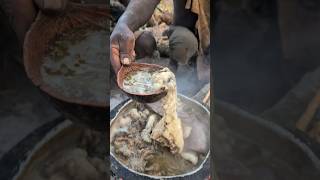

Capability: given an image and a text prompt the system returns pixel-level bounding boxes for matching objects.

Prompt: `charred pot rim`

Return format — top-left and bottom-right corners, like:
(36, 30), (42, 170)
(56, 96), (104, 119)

(0, 117), (65, 180)
(110, 154), (211, 180)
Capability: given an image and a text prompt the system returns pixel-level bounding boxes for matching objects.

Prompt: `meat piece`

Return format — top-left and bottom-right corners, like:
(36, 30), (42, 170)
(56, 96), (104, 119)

(183, 125), (192, 138)
(151, 115), (184, 154)
(128, 108), (141, 120)
(181, 151), (198, 165)
(116, 144), (132, 157)
(140, 108), (150, 120)
(150, 68), (184, 153)
(141, 114), (158, 143)
(119, 116), (132, 127)
(128, 157), (147, 172)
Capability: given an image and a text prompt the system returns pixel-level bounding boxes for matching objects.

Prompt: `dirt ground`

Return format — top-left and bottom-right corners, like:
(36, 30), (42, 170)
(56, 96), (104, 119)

(0, 11), (59, 158)
(0, 62), (60, 158)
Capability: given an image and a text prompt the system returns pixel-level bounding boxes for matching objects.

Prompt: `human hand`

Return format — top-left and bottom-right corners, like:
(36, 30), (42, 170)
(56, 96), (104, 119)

(110, 23), (136, 73)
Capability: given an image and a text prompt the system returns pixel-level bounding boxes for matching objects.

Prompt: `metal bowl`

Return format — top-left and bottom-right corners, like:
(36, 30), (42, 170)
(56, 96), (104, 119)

(117, 63), (168, 103)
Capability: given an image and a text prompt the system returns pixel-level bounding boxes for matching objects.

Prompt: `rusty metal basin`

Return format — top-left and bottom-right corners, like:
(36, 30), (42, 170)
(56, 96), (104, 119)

(23, 3), (110, 131)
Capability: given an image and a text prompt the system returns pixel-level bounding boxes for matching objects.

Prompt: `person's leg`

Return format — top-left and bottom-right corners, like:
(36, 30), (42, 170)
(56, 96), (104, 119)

(168, 26), (198, 73)
(172, 0), (197, 32)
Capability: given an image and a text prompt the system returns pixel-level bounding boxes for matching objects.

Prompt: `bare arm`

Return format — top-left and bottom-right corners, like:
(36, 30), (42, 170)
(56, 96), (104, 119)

(117, 0), (160, 31)
(110, 0), (160, 73)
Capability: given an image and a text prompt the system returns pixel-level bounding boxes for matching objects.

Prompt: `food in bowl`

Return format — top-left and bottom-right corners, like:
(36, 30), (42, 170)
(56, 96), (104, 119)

(122, 70), (161, 94)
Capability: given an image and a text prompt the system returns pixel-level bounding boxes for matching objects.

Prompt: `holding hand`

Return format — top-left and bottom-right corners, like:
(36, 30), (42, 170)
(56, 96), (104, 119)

(110, 23), (136, 73)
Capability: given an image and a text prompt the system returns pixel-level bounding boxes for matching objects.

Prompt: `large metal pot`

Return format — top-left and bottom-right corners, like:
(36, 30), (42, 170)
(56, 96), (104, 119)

(110, 94), (211, 179)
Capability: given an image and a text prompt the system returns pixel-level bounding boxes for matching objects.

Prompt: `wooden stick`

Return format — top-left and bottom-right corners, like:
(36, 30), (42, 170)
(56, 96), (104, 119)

(296, 89), (320, 131)
(202, 90), (210, 104)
